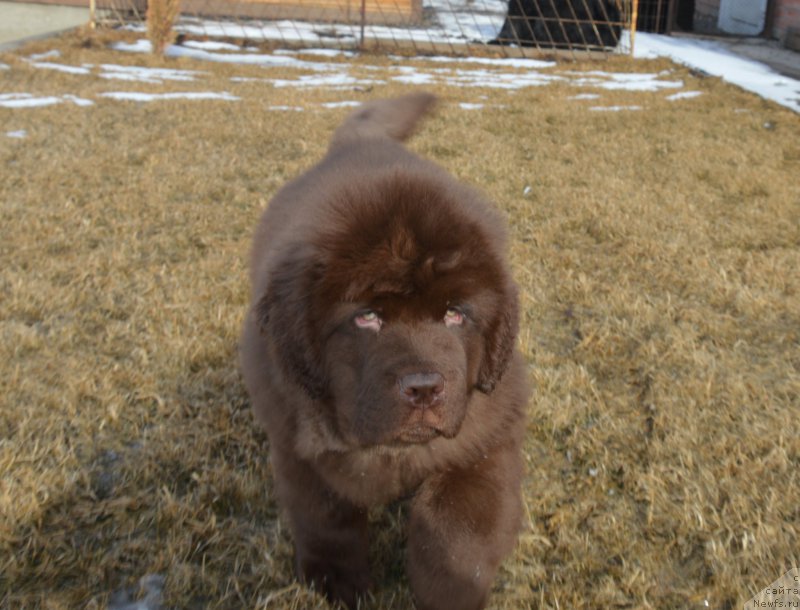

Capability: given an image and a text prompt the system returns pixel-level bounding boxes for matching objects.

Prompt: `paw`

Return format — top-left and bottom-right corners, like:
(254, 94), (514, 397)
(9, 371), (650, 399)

(296, 555), (370, 609)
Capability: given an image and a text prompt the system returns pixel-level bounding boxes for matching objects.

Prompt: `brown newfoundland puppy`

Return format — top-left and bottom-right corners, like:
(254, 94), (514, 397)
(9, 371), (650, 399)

(240, 93), (529, 610)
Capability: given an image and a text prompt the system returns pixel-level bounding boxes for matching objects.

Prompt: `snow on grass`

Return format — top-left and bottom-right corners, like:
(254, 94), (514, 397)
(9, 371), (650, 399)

(111, 39), (685, 94)
(27, 50), (61, 61)
(268, 74), (385, 89)
(0, 93), (94, 108)
(275, 48), (357, 58)
(63, 94), (95, 107)
(634, 32), (800, 113)
(111, 13), (799, 113)
(589, 105), (643, 112)
(320, 101), (361, 108)
(567, 70), (684, 91)
(98, 64), (205, 83)
(118, 0), (507, 45)
(407, 54), (555, 69)
(182, 40), (246, 52)
(168, 19), (478, 46)
(99, 91), (240, 102)
(0, 94), (63, 108)
(6, 130), (28, 138)
(390, 69), (438, 86)
(24, 54), (206, 83)
(113, 39), (351, 73)
(9, 29), (800, 113)
(27, 61), (92, 75)
(3, 40), (688, 112)
(666, 90), (704, 101)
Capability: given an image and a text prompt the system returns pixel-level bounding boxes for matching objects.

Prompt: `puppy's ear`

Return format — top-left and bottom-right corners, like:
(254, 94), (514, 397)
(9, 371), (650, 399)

(254, 245), (327, 399)
(477, 281), (520, 393)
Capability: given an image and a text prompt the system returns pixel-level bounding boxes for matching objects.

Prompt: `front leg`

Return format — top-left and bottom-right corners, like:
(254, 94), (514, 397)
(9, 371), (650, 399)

(270, 446), (370, 609)
(407, 444), (523, 610)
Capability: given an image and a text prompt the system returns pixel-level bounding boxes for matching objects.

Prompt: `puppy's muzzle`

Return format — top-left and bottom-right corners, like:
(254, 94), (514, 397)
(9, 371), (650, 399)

(398, 372), (445, 409)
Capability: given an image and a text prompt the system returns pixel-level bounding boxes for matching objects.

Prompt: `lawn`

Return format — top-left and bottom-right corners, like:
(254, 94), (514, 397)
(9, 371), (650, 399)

(1, 28), (799, 609)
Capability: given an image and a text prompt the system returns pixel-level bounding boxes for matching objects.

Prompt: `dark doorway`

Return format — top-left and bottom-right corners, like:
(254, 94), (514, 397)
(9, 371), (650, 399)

(636, 0), (696, 34)
(675, 0), (695, 31)
(636, 0), (671, 33)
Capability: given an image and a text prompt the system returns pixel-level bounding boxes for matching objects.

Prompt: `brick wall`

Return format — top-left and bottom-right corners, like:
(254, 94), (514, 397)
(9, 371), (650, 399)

(772, 0), (800, 41)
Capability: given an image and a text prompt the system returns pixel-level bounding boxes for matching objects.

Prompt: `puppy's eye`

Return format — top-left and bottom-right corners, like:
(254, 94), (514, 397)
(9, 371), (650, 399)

(444, 308), (464, 327)
(354, 311), (382, 331)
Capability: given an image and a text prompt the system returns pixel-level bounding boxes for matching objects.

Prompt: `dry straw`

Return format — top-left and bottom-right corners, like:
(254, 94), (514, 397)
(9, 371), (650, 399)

(147, 0), (181, 56)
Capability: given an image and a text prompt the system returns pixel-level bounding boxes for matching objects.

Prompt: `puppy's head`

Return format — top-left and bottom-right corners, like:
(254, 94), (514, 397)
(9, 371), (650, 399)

(256, 171), (519, 448)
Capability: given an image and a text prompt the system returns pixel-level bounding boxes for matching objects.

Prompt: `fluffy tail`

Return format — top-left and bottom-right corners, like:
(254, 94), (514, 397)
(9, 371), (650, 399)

(330, 92), (436, 147)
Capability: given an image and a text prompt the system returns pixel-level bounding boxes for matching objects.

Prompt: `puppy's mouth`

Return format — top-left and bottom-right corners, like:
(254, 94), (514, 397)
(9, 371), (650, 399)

(394, 415), (462, 445)
(395, 423), (442, 445)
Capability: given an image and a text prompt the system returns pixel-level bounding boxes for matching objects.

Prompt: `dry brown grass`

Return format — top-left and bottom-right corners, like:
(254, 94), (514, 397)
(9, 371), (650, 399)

(1, 29), (798, 610)
(147, 0), (181, 56)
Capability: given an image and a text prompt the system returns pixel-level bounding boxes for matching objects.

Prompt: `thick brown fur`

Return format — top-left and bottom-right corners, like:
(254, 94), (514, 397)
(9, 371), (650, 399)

(240, 93), (529, 610)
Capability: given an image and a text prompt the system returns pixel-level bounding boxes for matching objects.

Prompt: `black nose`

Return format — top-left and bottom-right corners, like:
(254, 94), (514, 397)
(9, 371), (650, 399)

(398, 372), (445, 408)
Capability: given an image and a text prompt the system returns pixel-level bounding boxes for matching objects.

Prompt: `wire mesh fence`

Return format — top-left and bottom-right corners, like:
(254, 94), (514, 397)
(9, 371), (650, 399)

(95, 0), (638, 58)
(634, 0), (671, 33)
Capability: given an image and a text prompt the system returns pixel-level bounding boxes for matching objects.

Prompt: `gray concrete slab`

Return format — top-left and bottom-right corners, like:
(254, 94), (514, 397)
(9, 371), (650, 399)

(0, 1), (89, 51)
(718, 36), (800, 80)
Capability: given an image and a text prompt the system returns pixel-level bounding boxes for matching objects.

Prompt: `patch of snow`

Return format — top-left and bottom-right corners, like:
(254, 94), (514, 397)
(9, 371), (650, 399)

(451, 68), (561, 88)
(0, 94), (63, 108)
(110, 38), (682, 95)
(27, 50), (61, 61)
(390, 66), (561, 89)
(113, 40), (349, 73)
(589, 105), (643, 112)
(276, 47), (356, 58)
(167, 14), (500, 47)
(666, 90), (703, 101)
(0, 93), (92, 108)
(182, 40), (243, 51)
(6, 130), (28, 138)
(230, 76), (270, 84)
(633, 32), (800, 113)
(391, 70), (438, 85)
(99, 91), (240, 102)
(63, 94), (95, 106)
(109, 18), (799, 113)
(28, 61), (92, 75)
(321, 100), (361, 108)
(569, 93), (601, 100)
(418, 55), (556, 69)
(568, 71), (684, 91)
(429, 0), (507, 12)
(98, 64), (204, 83)
(0, 62), (9, 70)
(459, 102), (484, 109)
(267, 105), (304, 111)
(111, 39), (151, 53)
(270, 74), (385, 89)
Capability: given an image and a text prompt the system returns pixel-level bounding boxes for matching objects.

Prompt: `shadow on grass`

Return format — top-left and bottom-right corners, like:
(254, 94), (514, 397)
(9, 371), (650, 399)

(1, 357), (414, 610)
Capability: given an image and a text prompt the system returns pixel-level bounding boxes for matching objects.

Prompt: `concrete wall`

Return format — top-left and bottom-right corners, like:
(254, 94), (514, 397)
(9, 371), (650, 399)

(692, 0), (800, 43)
